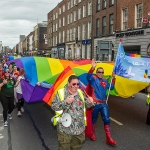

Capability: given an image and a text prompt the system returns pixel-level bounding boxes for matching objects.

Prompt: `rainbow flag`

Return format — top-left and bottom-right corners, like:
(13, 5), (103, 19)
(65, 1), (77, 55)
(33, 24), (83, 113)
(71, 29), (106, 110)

(7, 56), (148, 101)
(43, 66), (74, 105)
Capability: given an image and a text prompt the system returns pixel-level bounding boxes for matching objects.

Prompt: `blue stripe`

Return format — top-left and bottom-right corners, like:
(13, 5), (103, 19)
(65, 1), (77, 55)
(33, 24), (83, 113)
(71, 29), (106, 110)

(20, 56), (38, 86)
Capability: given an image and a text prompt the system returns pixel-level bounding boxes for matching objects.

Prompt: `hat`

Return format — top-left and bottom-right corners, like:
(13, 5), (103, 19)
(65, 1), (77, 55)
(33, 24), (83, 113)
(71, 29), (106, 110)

(4, 68), (10, 72)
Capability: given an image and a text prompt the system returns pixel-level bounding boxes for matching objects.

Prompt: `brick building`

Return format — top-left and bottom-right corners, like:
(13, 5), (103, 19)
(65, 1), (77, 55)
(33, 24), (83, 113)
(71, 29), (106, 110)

(92, 0), (116, 61)
(47, 0), (93, 59)
(115, 0), (150, 57)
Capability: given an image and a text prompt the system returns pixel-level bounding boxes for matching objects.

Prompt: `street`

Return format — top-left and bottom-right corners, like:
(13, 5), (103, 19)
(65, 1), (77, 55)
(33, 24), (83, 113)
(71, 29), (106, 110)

(1, 93), (150, 150)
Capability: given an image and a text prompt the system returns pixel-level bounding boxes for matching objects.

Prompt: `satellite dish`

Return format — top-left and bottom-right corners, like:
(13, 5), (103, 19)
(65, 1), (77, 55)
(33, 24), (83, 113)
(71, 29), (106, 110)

(60, 113), (72, 127)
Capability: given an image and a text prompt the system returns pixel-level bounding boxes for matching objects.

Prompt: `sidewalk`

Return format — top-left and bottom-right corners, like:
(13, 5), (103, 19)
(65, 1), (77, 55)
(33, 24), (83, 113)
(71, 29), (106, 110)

(0, 104), (8, 150)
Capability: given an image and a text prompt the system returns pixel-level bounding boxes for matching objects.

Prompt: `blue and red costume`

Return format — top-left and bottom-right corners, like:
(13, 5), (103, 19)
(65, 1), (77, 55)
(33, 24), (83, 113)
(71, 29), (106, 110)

(85, 68), (117, 146)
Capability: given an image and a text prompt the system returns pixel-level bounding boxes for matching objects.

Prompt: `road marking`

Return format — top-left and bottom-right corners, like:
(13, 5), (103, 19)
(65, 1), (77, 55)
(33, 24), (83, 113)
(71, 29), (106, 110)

(110, 117), (123, 125)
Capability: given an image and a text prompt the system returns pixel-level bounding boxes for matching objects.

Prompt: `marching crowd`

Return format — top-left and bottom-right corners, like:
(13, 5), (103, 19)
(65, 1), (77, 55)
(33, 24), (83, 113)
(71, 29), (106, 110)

(0, 58), (25, 127)
(0, 57), (150, 150)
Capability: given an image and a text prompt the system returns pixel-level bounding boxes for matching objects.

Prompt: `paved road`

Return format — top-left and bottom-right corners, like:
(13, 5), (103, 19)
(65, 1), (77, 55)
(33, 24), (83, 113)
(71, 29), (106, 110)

(1, 93), (150, 150)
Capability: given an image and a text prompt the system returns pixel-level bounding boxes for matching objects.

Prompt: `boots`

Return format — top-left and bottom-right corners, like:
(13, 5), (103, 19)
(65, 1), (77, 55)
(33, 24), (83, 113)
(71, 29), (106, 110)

(90, 124), (96, 141)
(104, 125), (117, 146)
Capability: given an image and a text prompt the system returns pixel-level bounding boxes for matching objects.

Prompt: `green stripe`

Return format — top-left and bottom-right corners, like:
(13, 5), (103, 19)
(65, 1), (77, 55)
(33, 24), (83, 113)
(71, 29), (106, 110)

(34, 57), (52, 82)
(72, 68), (87, 76)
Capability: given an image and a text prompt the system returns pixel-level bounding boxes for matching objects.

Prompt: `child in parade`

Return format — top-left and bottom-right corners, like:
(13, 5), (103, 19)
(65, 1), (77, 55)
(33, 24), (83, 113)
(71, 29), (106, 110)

(15, 68), (26, 117)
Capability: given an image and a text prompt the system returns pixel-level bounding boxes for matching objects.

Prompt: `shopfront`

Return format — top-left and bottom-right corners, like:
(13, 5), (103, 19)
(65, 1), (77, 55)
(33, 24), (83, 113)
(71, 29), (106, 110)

(115, 28), (150, 56)
(57, 43), (65, 59)
(81, 39), (91, 59)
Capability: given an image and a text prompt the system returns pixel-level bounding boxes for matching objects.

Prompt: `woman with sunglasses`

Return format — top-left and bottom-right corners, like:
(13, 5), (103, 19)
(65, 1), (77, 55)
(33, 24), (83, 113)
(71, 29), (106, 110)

(0, 69), (16, 127)
(86, 58), (117, 146)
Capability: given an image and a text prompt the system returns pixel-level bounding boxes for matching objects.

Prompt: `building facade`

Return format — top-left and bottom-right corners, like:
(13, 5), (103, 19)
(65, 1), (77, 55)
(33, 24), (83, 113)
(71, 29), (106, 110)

(92, 0), (116, 61)
(47, 0), (93, 59)
(115, 0), (150, 57)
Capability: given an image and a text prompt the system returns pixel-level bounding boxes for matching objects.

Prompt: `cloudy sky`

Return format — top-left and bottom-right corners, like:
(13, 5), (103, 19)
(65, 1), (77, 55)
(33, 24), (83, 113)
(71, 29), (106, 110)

(0, 0), (60, 49)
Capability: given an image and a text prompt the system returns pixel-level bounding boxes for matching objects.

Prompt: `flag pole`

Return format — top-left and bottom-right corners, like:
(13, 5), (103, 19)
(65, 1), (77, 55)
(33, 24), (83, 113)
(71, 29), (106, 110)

(106, 39), (122, 104)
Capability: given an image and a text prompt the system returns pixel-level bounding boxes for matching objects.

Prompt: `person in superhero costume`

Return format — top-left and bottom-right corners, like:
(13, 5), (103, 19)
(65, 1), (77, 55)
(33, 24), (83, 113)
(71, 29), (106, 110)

(86, 58), (117, 146)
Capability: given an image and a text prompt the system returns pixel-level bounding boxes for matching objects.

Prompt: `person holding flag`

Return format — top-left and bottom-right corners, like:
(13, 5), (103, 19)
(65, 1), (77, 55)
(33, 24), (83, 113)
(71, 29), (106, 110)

(51, 75), (94, 150)
(86, 58), (117, 146)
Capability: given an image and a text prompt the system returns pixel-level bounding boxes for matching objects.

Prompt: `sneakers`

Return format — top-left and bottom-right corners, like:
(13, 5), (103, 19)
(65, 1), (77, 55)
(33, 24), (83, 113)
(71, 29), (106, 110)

(8, 114), (12, 120)
(4, 121), (8, 127)
(17, 111), (22, 117)
(21, 107), (24, 113)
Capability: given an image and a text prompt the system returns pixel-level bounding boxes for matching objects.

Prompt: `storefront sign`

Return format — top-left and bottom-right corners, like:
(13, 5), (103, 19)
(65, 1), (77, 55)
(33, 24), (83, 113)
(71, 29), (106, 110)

(116, 30), (144, 38)
(142, 17), (149, 23)
(82, 40), (91, 45)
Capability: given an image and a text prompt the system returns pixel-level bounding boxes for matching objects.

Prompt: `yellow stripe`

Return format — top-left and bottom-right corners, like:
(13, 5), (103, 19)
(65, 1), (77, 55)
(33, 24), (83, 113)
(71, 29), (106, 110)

(47, 58), (64, 75)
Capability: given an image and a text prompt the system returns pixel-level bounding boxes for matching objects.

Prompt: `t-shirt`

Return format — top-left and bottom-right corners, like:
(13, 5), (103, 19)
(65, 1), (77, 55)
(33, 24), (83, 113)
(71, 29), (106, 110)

(0, 78), (16, 97)
(15, 76), (25, 94)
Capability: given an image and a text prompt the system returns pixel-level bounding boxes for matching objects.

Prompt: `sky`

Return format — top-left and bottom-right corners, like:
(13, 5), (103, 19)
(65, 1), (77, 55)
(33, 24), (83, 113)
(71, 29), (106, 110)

(0, 0), (60, 49)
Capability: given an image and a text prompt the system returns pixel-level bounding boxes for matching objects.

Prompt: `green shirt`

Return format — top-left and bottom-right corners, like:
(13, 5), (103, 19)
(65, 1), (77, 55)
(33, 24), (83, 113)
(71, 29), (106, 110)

(0, 78), (16, 97)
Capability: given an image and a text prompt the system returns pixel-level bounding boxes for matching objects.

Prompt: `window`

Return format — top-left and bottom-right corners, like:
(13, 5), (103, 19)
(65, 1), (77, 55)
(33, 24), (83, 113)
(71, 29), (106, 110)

(102, 0), (106, 9)
(68, 14), (70, 24)
(53, 24), (55, 32)
(102, 16), (106, 36)
(70, 29), (72, 41)
(78, 25), (81, 40)
(96, 18), (100, 37)
(59, 32), (61, 43)
(78, 0), (81, 3)
(70, 13), (72, 23)
(63, 17), (65, 26)
(109, 14), (114, 34)
(74, 0), (76, 5)
(55, 36), (57, 45)
(87, 45), (91, 59)
(68, 1), (70, 9)
(59, 19), (61, 27)
(88, 2), (92, 16)
(78, 8), (81, 20)
(82, 45), (85, 58)
(56, 23), (58, 31)
(71, 0), (73, 8)
(83, 5), (86, 18)
(97, 0), (100, 11)
(136, 3), (143, 28)
(74, 11), (76, 21)
(82, 24), (86, 39)
(63, 31), (65, 42)
(110, 0), (114, 6)
(59, 8), (61, 14)
(56, 12), (58, 19)
(53, 14), (55, 20)
(67, 29), (70, 41)
(88, 22), (91, 38)
(63, 5), (65, 12)
(122, 9), (128, 30)
(73, 27), (76, 40)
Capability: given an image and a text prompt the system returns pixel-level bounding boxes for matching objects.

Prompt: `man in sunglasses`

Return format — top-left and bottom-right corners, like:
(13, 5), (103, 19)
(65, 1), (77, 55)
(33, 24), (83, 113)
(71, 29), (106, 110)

(86, 58), (117, 146)
(51, 75), (94, 150)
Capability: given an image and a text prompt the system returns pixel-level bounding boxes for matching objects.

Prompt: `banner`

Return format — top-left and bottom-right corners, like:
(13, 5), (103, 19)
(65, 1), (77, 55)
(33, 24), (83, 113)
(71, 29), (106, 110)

(114, 43), (150, 82)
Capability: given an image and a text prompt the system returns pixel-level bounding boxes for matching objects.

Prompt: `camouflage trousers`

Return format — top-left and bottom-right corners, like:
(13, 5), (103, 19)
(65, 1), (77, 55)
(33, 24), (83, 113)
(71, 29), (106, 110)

(57, 128), (85, 150)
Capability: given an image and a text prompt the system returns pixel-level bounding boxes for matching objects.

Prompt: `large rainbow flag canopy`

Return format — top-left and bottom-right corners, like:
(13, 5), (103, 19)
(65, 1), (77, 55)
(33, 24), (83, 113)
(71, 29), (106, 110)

(7, 56), (148, 103)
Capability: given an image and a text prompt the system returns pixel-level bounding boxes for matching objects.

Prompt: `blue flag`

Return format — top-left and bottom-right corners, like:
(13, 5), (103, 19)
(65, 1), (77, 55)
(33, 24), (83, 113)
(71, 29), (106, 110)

(114, 43), (150, 82)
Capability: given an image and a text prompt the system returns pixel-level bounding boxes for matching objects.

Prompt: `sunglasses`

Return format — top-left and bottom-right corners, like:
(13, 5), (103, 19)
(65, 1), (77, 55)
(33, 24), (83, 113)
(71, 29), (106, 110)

(72, 83), (79, 86)
(5, 71), (10, 73)
(97, 71), (104, 74)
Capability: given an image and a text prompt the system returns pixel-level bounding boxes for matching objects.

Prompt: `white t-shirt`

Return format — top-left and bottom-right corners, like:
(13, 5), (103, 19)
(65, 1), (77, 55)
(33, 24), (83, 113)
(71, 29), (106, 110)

(15, 76), (25, 94)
